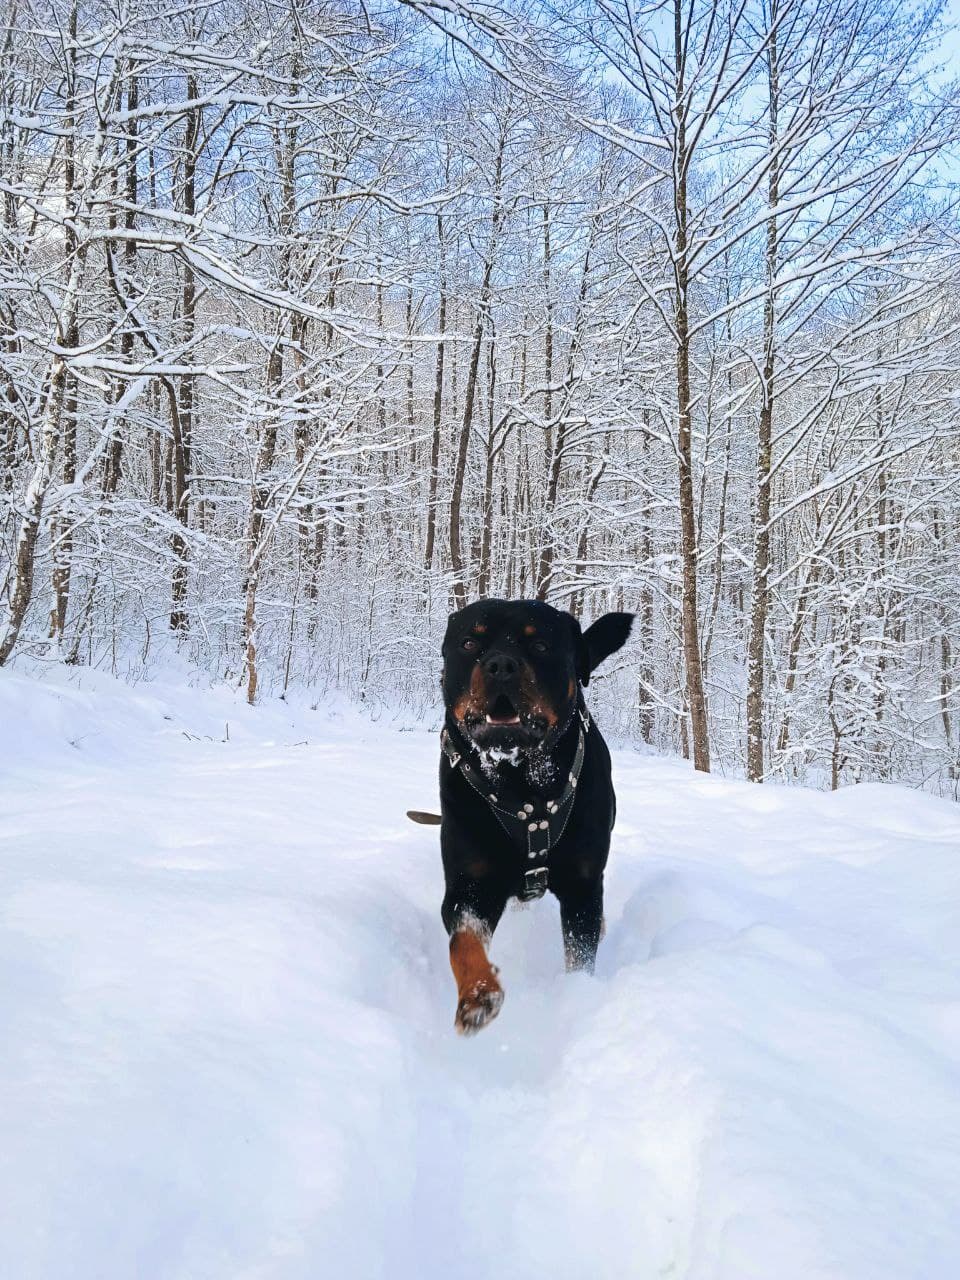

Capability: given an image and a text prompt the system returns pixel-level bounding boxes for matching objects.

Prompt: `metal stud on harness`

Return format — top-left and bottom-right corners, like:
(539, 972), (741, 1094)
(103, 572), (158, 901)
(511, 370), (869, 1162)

(440, 704), (591, 901)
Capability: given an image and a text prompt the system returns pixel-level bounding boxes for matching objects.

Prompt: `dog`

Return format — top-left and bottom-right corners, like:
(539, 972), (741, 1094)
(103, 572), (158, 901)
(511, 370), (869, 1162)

(434, 598), (633, 1034)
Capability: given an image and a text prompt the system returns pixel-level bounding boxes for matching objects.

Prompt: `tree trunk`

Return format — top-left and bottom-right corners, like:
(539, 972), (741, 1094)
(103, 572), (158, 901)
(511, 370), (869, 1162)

(49, 0), (79, 643)
(673, 0), (710, 771)
(477, 334), (497, 597)
(424, 209), (447, 572)
(0, 16), (115, 666)
(449, 125), (506, 608)
(103, 69), (138, 497)
(171, 78), (198, 633)
(537, 208), (598, 600)
(746, 6), (780, 782)
(534, 200), (554, 598)
(243, 343), (283, 704)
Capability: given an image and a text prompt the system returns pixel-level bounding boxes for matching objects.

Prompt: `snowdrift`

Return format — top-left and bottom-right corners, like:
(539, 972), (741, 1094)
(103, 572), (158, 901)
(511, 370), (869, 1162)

(2, 668), (960, 1279)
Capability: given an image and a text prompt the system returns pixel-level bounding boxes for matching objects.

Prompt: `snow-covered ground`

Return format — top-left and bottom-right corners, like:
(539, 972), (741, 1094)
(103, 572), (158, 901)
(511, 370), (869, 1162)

(3, 668), (960, 1280)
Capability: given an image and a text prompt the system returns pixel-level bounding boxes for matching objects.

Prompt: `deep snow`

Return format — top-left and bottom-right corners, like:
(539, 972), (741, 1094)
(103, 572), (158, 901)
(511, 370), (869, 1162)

(2, 667), (960, 1280)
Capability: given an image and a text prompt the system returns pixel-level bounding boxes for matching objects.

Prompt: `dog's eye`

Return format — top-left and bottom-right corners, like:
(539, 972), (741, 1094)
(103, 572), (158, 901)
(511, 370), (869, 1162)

(530, 640), (548, 654)
(461, 637), (480, 653)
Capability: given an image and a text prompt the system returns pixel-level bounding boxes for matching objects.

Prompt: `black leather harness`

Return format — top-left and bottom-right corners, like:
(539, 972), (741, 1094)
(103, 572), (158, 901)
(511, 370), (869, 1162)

(440, 703), (591, 901)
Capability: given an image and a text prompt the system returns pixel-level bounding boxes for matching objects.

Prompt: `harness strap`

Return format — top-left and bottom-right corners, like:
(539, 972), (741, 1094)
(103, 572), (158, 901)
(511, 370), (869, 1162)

(441, 704), (591, 901)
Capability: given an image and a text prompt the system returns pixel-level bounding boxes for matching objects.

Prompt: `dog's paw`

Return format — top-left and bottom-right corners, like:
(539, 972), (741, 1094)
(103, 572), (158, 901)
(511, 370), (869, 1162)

(455, 975), (504, 1035)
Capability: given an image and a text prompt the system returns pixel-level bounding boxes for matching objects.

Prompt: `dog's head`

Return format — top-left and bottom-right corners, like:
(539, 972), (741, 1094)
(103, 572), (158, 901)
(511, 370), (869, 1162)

(441, 599), (634, 753)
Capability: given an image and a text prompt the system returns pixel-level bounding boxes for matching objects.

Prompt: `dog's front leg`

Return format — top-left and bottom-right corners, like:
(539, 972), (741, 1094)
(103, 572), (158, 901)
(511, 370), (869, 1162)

(556, 876), (604, 973)
(442, 887), (507, 1035)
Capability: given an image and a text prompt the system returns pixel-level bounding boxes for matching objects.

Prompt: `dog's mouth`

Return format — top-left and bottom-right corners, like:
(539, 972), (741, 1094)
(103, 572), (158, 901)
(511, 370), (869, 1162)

(485, 693), (521, 727)
(458, 692), (552, 751)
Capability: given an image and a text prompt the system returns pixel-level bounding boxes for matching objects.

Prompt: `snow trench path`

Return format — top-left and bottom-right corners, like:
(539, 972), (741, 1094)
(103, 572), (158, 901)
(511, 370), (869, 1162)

(3, 670), (960, 1280)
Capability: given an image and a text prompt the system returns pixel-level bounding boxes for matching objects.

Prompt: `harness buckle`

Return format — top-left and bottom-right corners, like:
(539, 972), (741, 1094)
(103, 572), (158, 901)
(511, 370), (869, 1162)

(519, 866), (549, 901)
(440, 729), (462, 769)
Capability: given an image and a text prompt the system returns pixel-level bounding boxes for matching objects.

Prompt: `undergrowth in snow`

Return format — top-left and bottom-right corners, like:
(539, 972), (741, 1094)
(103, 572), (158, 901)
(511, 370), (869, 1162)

(2, 667), (960, 1279)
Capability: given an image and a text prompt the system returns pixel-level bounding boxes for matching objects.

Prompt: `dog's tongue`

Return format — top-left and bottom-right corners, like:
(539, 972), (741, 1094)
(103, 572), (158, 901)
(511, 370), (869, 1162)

(486, 694), (521, 726)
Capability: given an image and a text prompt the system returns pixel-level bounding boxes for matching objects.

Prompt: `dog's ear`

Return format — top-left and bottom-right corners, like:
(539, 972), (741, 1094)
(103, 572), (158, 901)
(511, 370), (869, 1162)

(442, 608), (466, 650)
(565, 613), (590, 686)
(572, 612), (634, 686)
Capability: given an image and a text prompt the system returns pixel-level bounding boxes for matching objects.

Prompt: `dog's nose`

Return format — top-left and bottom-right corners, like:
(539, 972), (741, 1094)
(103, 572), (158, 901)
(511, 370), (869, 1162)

(482, 651), (518, 680)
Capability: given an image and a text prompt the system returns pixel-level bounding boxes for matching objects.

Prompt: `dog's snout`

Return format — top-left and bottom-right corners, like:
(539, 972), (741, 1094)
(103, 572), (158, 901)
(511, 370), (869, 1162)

(483, 651), (518, 680)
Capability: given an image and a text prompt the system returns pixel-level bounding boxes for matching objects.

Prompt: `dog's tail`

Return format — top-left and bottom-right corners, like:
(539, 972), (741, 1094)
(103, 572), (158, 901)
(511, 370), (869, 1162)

(406, 810), (442, 826)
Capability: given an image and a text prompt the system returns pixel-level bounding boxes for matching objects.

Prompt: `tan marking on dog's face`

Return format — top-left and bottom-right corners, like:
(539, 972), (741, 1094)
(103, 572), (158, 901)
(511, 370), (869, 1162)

(523, 623), (537, 636)
(518, 664), (558, 727)
(452, 692), (470, 721)
(473, 622), (487, 634)
(453, 662), (486, 722)
(527, 700), (559, 727)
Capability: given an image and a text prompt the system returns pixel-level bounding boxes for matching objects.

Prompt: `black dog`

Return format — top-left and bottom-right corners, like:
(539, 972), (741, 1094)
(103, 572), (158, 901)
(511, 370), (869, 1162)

(437, 598), (633, 1034)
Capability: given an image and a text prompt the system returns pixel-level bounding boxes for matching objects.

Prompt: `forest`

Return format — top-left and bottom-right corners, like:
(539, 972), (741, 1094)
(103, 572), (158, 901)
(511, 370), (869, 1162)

(2, 0), (959, 792)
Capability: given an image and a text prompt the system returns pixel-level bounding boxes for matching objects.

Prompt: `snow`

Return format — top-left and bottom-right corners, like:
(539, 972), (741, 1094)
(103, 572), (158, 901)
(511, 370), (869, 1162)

(2, 668), (960, 1279)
